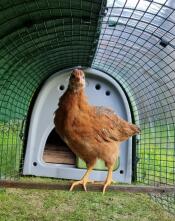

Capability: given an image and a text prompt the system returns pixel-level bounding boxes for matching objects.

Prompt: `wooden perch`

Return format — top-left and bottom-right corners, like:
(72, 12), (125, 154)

(0, 180), (174, 193)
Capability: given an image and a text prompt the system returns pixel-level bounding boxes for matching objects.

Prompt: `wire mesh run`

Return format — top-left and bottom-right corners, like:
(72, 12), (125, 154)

(0, 0), (106, 179)
(92, 0), (175, 214)
(0, 0), (174, 215)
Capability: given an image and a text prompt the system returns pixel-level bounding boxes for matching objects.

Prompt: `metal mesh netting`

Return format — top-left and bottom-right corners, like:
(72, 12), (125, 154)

(92, 0), (175, 213)
(0, 0), (106, 179)
(93, 0), (175, 185)
(0, 0), (174, 215)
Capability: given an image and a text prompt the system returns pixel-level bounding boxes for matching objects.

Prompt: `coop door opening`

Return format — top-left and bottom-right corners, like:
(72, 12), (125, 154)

(43, 129), (76, 165)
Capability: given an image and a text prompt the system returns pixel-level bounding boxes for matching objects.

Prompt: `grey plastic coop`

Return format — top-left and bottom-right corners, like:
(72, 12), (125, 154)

(23, 68), (133, 183)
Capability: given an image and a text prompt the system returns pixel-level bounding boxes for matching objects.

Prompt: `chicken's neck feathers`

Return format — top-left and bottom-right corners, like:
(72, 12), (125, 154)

(59, 87), (89, 113)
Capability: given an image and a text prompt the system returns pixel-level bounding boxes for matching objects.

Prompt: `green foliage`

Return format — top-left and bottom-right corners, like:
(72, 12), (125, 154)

(137, 125), (174, 185)
(0, 120), (23, 179)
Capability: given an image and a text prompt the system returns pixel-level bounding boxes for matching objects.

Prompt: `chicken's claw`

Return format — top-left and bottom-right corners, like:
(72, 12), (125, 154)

(102, 165), (114, 194)
(102, 181), (112, 194)
(70, 179), (94, 192)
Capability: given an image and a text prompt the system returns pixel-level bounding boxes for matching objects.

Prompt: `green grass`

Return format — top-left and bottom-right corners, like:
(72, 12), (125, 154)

(0, 120), (23, 179)
(138, 145), (174, 184)
(0, 182), (174, 221)
(137, 125), (174, 184)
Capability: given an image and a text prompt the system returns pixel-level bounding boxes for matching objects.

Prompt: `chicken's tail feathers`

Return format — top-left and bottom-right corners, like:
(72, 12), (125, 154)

(136, 125), (141, 133)
(131, 124), (141, 135)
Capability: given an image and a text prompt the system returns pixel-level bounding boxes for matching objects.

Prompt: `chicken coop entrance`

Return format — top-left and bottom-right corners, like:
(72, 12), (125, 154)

(43, 129), (76, 165)
(23, 68), (134, 183)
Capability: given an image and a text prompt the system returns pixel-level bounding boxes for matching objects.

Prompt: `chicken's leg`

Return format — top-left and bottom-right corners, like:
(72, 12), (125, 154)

(103, 164), (114, 194)
(70, 161), (96, 192)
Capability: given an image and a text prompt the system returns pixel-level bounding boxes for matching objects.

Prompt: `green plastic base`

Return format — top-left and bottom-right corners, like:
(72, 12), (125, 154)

(77, 157), (120, 171)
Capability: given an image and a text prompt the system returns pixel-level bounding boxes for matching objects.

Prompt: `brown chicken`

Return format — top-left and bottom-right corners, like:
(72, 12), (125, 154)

(54, 69), (140, 193)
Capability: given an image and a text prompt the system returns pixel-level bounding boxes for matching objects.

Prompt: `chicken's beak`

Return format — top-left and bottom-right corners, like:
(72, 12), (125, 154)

(78, 76), (85, 87)
(69, 69), (85, 90)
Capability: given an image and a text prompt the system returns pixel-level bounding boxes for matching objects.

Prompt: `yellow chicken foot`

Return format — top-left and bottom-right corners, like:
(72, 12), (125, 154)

(69, 178), (94, 192)
(70, 164), (95, 192)
(103, 165), (114, 194)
